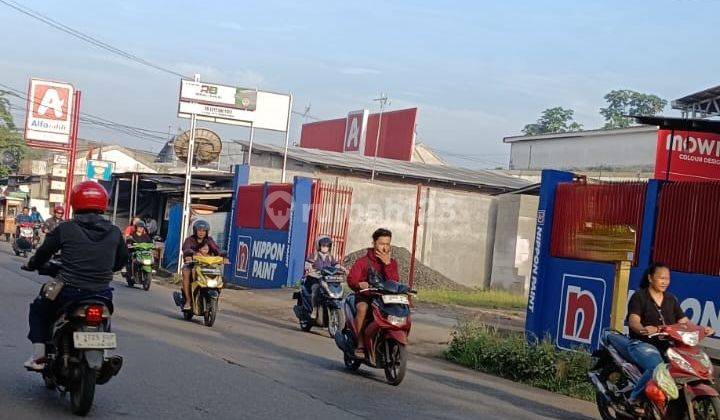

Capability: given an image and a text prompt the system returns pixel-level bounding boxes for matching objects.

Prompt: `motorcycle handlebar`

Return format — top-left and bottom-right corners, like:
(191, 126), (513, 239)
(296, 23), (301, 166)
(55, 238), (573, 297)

(647, 332), (669, 338)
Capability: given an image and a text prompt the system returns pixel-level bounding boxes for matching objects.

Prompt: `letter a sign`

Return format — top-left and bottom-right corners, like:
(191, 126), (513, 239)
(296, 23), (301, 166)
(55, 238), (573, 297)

(343, 109), (368, 154)
(25, 79), (75, 145)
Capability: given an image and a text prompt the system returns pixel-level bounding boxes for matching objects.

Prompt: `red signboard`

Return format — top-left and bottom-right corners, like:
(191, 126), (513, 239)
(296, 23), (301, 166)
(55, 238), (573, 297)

(654, 129), (720, 182)
(299, 107), (418, 161)
(343, 110), (368, 154)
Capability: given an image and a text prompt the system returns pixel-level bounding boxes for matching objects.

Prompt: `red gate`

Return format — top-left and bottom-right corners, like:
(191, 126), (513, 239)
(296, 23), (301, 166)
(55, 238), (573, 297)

(306, 179), (353, 261)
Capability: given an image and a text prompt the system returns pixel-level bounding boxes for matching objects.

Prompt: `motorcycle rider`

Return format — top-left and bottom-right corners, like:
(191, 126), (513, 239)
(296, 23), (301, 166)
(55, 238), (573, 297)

(125, 220), (152, 280)
(22, 181), (128, 370)
(15, 206), (32, 236)
(347, 228), (399, 358)
(624, 263), (714, 413)
(180, 220), (220, 311)
(30, 206), (44, 224)
(42, 205), (65, 234)
(304, 236), (344, 320)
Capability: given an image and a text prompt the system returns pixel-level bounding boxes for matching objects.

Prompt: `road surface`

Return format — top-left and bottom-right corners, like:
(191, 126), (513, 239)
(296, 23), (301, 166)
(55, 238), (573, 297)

(0, 241), (597, 419)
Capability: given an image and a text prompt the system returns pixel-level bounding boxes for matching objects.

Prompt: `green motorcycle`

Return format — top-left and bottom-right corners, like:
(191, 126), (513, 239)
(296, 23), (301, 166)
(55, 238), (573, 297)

(127, 242), (155, 291)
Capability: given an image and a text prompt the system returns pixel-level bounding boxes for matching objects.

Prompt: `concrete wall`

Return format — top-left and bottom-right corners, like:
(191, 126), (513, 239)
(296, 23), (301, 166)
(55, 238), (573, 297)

(508, 127), (657, 171)
(490, 194), (539, 294)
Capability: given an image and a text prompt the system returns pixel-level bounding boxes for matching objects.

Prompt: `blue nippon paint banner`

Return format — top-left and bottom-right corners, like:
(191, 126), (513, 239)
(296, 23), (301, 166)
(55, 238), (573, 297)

(229, 228), (290, 289)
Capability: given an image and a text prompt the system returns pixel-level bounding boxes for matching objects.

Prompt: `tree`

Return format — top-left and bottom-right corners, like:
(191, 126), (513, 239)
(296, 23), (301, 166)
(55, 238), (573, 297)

(522, 107), (583, 136)
(0, 91), (26, 179)
(600, 90), (667, 129)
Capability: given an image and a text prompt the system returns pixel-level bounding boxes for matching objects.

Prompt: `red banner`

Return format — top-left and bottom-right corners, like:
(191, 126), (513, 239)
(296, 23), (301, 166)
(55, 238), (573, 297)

(655, 129), (720, 181)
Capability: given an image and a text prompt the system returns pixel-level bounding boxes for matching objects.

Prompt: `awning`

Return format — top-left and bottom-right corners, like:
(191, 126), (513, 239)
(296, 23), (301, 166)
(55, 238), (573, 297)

(632, 115), (720, 134)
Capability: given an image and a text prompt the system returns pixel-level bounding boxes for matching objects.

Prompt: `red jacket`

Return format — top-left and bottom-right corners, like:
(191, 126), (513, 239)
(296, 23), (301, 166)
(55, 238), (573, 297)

(347, 248), (400, 292)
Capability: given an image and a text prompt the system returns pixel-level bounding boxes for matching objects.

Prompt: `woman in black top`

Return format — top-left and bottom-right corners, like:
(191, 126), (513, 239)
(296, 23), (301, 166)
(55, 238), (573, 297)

(626, 263), (713, 409)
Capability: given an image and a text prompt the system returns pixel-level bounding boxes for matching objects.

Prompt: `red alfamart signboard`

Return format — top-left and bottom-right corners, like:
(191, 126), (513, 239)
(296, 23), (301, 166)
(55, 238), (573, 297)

(655, 129), (720, 181)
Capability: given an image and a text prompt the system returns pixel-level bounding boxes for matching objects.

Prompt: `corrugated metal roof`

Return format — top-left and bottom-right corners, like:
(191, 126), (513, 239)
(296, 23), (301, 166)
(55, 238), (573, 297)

(235, 140), (530, 192)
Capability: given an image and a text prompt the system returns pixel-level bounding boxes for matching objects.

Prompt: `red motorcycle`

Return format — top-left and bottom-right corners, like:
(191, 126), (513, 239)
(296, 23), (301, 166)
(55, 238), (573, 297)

(12, 222), (34, 257)
(590, 323), (719, 419)
(334, 269), (415, 385)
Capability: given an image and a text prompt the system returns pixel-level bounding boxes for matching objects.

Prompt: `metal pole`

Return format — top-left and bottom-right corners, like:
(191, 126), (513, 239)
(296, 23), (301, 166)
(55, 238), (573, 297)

(177, 74), (200, 273)
(112, 177), (119, 225)
(128, 174), (135, 224)
(247, 123), (255, 166)
(408, 184), (422, 290)
(281, 93), (294, 183)
(131, 174), (139, 219)
(63, 90), (81, 219)
(371, 93), (388, 182)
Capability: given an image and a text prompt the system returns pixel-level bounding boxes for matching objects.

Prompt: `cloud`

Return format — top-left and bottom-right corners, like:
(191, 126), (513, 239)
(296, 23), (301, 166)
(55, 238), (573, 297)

(338, 67), (382, 76)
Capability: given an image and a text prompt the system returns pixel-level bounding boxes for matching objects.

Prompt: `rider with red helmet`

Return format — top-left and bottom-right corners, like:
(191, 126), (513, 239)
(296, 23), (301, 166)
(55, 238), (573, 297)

(42, 205), (65, 234)
(22, 181), (128, 370)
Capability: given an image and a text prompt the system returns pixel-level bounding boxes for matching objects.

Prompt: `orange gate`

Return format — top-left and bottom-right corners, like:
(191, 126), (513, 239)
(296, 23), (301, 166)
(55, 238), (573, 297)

(306, 179), (353, 261)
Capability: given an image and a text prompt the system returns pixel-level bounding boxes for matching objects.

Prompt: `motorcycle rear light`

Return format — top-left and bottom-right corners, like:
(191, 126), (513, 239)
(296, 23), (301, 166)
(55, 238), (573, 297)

(85, 305), (104, 325)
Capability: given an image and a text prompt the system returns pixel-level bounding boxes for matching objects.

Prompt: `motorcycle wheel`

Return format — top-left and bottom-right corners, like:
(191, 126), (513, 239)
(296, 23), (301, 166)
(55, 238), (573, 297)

(691, 396), (720, 420)
(383, 340), (407, 386)
(203, 297), (218, 327)
(14, 249), (19, 256)
(142, 271), (152, 291)
(595, 391), (631, 420)
(344, 353), (361, 371)
(327, 308), (342, 338)
(299, 315), (313, 332)
(69, 361), (96, 416)
(183, 311), (193, 321)
(42, 371), (56, 390)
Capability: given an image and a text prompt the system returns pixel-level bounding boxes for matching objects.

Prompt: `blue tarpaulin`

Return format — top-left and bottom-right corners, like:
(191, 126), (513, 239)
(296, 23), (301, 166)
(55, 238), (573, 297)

(162, 203), (183, 271)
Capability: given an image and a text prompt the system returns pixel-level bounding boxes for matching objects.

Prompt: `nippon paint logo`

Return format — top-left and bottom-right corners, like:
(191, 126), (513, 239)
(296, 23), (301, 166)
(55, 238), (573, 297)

(556, 274), (606, 350)
(527, 223), (543, 313)
(235, 236), (251, 279)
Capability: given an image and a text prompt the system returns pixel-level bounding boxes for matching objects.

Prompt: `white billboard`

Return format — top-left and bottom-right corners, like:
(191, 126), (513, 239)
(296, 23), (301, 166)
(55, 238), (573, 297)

(178, 80), (290, 132)
(25, 79), (75, 144)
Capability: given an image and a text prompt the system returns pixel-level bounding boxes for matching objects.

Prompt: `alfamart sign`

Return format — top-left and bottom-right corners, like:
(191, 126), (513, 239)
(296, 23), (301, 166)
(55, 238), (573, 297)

(25, 79), (75, 144)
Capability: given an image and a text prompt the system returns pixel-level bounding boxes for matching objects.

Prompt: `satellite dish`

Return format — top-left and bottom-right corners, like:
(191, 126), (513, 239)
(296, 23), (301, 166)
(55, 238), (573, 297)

(173, 129), (222, 165)
(2, 151), (16, 166)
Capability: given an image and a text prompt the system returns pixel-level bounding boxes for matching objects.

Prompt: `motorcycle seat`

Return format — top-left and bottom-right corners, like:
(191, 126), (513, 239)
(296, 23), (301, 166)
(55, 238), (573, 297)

(603, 331), (634, 362)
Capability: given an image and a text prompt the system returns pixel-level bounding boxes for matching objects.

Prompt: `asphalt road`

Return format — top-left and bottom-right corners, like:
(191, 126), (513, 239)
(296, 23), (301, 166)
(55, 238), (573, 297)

(0, 241), (597, 419)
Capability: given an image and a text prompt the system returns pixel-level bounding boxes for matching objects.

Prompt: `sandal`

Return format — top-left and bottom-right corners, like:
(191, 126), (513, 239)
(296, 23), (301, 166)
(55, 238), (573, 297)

(354, 347), (365, 359)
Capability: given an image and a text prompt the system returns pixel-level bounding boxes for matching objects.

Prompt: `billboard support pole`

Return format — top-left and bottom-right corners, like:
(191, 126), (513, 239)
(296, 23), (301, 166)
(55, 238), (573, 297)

(281, 93), (293, 183)
(370, 93), (389, 182)
(246, 123), (255, 167)
(63, 90), (81, 219)
(177, 74), (200, 274)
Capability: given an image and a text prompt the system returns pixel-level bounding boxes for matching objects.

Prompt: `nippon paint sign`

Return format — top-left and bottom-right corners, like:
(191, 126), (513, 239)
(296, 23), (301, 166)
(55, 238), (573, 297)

(231, 229), (290, 288)
(25, 79), (75, 144)
(655, 130), (720, 181)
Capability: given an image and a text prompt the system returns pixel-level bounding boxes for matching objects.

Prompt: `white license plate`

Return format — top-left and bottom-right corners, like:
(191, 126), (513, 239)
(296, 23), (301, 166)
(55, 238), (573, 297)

(382, 294), (409, 304)
(73, 332), (117, 349)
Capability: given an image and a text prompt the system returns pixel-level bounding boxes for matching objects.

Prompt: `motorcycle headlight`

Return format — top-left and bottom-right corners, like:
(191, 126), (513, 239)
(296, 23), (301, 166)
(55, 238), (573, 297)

(142, 259), (152, 265)
(678, 331), (700, 347)
(206, 279), (219, 288)
(387, 315), (407, 326)
(667, 348), (696, 375)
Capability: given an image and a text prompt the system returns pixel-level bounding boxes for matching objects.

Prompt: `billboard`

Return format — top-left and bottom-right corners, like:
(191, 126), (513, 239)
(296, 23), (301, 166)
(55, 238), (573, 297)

(654, 129), (720, 182)
(25, 79), (75, 144)
(299, 107), (418, 161)
(178, 80), (290, 131)
(86, 159), (115, 182)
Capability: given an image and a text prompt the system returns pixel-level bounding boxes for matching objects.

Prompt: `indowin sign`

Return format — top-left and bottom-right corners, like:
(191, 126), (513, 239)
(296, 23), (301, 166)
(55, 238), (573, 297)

(654, 130), (720, 182)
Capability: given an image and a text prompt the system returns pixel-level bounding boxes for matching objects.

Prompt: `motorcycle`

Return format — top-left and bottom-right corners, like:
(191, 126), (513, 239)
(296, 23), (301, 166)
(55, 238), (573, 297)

(126, 242), (155, 291)
(293, 266), (345, 336)
(173, 255), (224, 327)
(13, 222), (34, 257)
(32, 222), (42, 249)
(29, 260), (123, 416)
(589, 324), (719, 419)
(334, 269), (416, 386)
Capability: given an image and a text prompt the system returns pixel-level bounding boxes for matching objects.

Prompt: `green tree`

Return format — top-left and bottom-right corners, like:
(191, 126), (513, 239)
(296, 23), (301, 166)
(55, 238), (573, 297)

(600, 90), (667, 129)
(0, 91), (26, 179)
(522, 107), (583, 136)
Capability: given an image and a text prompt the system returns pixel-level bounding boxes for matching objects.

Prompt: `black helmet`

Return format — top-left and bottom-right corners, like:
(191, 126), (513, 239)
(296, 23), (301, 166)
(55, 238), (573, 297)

(317, 236), (333, 250)
(134, 220), (147, 229)
(193, 219), (210, 235)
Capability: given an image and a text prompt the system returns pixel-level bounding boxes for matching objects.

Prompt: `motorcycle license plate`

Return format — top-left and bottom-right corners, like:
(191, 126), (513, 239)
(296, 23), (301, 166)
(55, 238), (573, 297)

(73, 332), (117, 349)
(382, 295), (409, 305)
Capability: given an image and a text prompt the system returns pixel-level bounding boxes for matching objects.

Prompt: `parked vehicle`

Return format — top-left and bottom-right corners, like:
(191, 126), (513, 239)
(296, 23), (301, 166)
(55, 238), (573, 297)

(13, 222), (34, 257)
(293, 266), (345, 336)
(589, 324), (719, 419)
(126, 242), (154, 291)
(334, 268), (415, 385)
(29, 260), (123, 416)
(173, 255), (224, 327)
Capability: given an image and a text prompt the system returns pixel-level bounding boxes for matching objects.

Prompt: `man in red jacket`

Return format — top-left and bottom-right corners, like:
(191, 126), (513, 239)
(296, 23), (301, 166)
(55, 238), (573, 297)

(347, 228), (399, 358)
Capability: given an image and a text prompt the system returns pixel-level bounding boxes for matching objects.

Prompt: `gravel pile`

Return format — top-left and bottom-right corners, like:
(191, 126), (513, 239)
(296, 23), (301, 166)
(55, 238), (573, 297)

(342, 246), (469, 291)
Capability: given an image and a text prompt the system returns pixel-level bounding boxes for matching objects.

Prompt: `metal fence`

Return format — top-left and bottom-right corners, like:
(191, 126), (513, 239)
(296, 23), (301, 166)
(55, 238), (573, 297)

(550, 180), (648, 265)
(305, 179), (353, 261)
(654, 181), (720, 276)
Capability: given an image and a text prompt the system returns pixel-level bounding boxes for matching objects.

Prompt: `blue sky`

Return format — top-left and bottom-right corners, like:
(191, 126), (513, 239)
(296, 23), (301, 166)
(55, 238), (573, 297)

(2, 0), (719, 168)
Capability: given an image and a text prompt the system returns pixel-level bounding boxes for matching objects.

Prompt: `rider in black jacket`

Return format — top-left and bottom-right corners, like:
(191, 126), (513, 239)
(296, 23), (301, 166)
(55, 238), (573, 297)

(23, 181), (127, 370)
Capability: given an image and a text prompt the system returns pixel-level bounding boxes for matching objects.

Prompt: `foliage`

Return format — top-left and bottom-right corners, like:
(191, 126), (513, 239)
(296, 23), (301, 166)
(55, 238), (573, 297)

(600, 89), (667, 129)
(0, 90), (26, 179)
(445, 322), (595, 401)
(522, 107), (583, 136)
(417, 289), (526, 310)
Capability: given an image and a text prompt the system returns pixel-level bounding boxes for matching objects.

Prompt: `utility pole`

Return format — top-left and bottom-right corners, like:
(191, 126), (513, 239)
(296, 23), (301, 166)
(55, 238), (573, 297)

(371, 93), (389, 182)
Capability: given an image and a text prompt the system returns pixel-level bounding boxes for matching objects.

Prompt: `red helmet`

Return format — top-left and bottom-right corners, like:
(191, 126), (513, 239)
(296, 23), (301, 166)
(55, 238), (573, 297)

(70, 181), (108, 213)
(53, 205), (65, 214)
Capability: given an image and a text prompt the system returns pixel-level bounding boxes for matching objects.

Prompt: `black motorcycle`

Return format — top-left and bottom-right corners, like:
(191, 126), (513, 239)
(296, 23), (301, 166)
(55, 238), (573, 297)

(29, 261), (123, 416)
(293, 266), (345, 336)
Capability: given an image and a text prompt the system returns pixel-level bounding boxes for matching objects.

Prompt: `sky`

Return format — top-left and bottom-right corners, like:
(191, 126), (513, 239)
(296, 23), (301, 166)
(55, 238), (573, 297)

(2, 0), (720, 169)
